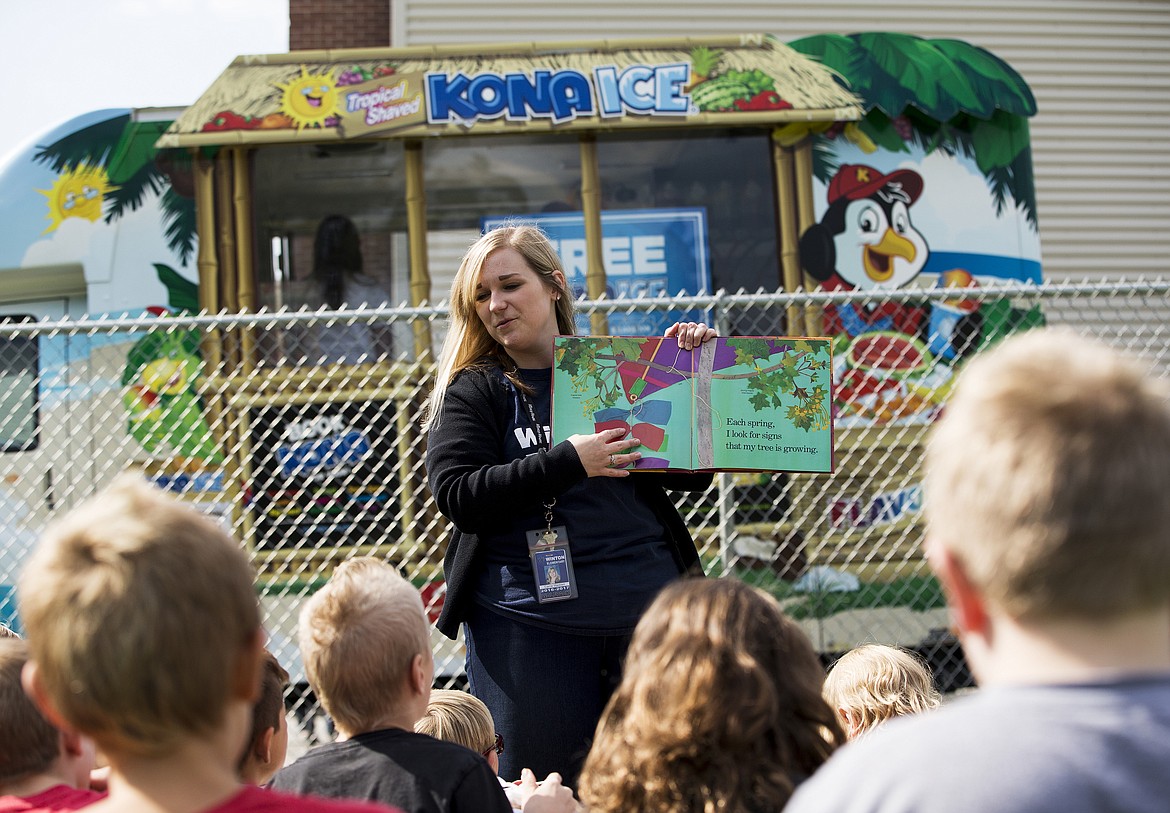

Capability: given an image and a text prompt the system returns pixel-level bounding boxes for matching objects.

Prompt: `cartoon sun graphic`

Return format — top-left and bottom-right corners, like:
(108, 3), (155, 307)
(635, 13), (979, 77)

(38, 163), (118, 234)
(276, 67), (340, 130)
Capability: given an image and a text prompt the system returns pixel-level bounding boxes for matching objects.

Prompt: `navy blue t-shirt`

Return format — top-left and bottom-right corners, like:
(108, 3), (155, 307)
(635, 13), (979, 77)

(473, 367), (679, 633)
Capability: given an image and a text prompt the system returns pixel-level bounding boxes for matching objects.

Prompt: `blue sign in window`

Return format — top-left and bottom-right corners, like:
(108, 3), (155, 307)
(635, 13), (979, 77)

(482, 208), (712, 335)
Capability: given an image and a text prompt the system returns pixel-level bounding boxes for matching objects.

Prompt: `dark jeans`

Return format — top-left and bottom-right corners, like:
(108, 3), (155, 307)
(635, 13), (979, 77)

(464, 607), (631, 787)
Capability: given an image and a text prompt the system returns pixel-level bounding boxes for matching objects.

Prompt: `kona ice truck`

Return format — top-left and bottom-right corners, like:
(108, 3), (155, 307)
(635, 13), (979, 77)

(0, 33), (1042, 678)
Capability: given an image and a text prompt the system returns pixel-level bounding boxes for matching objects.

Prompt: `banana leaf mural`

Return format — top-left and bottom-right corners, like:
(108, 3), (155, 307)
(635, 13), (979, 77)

(786, 33), (1044, 429)
(30, 116), (219, 461)
(32, 113), (198, 264)
(786, 32), (1038, 227)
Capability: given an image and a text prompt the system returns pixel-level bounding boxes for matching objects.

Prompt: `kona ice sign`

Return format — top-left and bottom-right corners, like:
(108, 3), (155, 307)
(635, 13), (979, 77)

(339, 63), (692, 137)
(426, 63), (691, 125)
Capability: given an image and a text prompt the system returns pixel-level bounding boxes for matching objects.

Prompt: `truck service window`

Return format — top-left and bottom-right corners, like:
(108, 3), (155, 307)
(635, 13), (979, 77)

(0, 316), (39, 452)
(251, 141), (407, 365)
(421, 134), (581, 304)
(597, 129), (781, 297)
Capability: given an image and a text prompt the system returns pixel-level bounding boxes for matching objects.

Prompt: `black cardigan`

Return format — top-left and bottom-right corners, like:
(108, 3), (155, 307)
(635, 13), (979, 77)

(425, 363), (710, 639)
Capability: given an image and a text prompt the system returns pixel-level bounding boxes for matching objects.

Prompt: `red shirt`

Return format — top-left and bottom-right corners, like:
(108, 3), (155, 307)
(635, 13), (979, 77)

(0, 782), (399, 813)
(0, 785), (103, 812)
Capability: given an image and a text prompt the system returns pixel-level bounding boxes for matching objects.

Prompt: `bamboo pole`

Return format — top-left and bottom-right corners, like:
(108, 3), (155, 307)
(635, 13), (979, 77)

(773, 137), (806, 335)
(231, 148), (257, 371)
(405, 141), (433, 361)
(231, 404), (258, 554)
(793, 139), (823, 336)
(194, 151), (241, 551)
(395, 404), (416, 551)
(579, 134), (608, 336)
(193, 150), (222, 369)
(402, 142), (431, 550)
(213, 153), (240, 369)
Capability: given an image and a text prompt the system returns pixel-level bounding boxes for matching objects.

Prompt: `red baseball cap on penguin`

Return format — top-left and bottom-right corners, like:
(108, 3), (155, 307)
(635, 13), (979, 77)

(828, 164), (924, 206)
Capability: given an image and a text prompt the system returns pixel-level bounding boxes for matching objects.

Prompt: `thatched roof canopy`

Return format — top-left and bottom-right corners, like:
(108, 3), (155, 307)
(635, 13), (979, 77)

(159, 34), (862, 148)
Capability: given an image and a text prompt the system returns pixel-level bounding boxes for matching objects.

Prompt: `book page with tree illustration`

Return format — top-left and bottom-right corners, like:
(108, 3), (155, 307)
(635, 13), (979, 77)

(704, 337), (832, 472)
(551, 336), (833, 473)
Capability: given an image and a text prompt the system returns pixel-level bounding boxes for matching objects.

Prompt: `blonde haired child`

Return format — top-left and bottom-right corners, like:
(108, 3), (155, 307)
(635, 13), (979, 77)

(17, 474), (392, 813)
(416, 690), (522, 810)
(787, 329), (1170, 813)
(272, 557), (575, 813)
(415, 690), (498, 767)
(823, 644), (941, 738)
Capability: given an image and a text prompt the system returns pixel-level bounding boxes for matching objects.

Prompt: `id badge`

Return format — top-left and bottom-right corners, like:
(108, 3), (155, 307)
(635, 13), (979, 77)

(526, 525), (578, 603)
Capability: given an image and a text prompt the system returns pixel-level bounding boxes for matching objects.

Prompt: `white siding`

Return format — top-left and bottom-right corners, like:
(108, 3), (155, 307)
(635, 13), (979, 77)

(391, 0), (1170, 281)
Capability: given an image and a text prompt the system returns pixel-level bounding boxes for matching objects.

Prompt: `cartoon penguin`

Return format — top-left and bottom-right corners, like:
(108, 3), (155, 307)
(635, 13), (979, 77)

(800, 164), (930, 338)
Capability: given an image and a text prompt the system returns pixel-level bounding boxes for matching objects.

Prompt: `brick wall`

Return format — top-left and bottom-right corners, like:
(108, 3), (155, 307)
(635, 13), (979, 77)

(289, 0), (390, 50)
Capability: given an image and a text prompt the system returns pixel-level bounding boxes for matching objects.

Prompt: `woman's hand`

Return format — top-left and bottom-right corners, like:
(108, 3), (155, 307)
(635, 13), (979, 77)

(568, 427), (641, 477)
(665, 321), (717, 350)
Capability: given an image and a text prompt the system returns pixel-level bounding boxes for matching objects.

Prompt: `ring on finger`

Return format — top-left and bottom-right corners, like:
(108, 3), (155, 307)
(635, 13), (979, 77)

(608, 454), (616, 467)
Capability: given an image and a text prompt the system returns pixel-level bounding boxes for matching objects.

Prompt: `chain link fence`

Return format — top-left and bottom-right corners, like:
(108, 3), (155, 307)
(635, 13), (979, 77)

(2, 277), (1168, 734)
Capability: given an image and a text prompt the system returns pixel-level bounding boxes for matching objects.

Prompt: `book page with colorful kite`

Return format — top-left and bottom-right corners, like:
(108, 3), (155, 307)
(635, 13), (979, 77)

(551, 336), (834, 473)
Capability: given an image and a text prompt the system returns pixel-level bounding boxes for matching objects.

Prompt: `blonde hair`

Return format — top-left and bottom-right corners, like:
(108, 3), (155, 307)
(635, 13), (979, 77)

(299, 557), (430, 735)
(823, 644), (940, 737)
(17, 474), (260, 757)
(579, 577), (844, 813)
(925, 328), (1170, 621)
(423, 225), (575, 430)
(415, 689), (495, 755)
(0, 639), (60, 783)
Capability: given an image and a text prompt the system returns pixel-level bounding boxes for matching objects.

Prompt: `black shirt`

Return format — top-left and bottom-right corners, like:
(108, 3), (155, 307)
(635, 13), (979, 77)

(473, 366), (678, 633)
(270, 727), (511, 813)
(426, 361), (711, 638)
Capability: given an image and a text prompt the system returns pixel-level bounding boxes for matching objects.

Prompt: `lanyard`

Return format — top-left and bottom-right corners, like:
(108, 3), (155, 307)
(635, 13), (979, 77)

(511, 376), (556, 518)
(514, 384), (551, 450)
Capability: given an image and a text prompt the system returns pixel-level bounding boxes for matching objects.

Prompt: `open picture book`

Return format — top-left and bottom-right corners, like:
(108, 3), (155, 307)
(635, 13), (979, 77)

(551, 336), (834, 473)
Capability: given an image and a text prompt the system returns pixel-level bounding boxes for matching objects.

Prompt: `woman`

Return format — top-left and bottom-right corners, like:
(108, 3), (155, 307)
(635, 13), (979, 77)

(423, 225), (714, 783)
(578, 577), (846, 813)
(306, 214), (391, 363)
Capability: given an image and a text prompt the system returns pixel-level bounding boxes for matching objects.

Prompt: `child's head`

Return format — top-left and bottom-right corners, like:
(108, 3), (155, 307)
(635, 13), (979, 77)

(580, 577), (844, 813)
(17, 474), (262, 759)
(239, 649), (291, 785)
(823, 644), (941, 738)
(415, 690), (500, 772)
(0, 638), (94, 791)
(925, 328), (1170, 621)
(299, 557), (432, 737)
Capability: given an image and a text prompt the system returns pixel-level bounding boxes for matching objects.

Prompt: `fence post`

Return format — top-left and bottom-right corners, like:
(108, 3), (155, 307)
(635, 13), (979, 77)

(715, 305), (736, 574)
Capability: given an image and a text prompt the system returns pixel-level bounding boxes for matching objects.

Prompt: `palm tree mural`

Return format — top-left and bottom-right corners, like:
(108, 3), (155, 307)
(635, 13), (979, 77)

(787, 32), (1039, 228)
(33, 113), (198, 265)
(33, 114), (221, 463)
